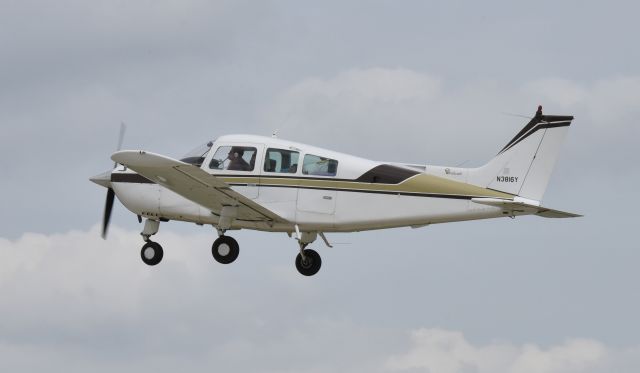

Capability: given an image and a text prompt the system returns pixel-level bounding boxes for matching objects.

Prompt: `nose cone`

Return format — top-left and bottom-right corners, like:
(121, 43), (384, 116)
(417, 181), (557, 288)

(90, 170), (112, 189)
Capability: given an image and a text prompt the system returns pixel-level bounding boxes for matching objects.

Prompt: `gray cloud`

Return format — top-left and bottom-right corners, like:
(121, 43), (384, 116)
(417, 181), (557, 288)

(264, 67), (639, 179)
(385, 328), (640, 373)
(1, 1), (639, 370)
(1, 227), (639, 373)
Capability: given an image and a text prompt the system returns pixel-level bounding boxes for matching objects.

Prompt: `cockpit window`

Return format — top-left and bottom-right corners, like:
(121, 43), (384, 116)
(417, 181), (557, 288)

(264, 148), (299, 173)
(180, 140), (214, 167)
(209, 146), (257, 172)
(302, 154), (338, 176)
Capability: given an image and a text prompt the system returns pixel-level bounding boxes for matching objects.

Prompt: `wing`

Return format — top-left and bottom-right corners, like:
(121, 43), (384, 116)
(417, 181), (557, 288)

(471, 198), (582, 218)
(111, 150), (288, 224)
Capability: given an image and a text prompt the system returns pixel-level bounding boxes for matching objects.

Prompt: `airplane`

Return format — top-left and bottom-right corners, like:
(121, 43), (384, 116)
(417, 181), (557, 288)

(90, 106), (580, 276)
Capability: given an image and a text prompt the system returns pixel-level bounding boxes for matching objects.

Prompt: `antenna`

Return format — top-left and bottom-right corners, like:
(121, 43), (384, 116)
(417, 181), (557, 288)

(113, 122), (127, 169)
(501, 106), (550, 124)
(501, 111), (532, 120)
(272, 112), (293, 138)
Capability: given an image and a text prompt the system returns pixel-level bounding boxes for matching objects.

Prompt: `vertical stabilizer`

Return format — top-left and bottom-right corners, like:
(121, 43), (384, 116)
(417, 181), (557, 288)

(468, 106), (573, 202)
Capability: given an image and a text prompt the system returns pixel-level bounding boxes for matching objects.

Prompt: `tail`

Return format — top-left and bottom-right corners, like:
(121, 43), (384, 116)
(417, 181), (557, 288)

(469, 106), (574, 202)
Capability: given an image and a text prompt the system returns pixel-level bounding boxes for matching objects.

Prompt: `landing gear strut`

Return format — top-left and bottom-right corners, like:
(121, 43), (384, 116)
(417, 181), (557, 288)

(139, 219), (163, 266)
(212, 235), (240, 264)
(210, 207), (241, 265)
(292, 226), (323, 276)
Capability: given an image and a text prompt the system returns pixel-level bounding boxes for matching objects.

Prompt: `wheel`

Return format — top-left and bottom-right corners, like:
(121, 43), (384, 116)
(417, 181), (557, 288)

(295, 248), (322, 276)
(141, 241), (163, 266)
(212, 236), (239, 264)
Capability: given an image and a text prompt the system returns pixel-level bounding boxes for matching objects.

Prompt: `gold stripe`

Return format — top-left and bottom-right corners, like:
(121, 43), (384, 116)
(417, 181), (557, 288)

(218, 174), (513, 198)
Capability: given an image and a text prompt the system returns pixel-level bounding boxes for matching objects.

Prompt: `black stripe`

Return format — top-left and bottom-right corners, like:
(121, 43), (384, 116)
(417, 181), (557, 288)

(542, 121), (572, 129)
(231, 183), (479, 200)
(213, 164), (419, 184)
(111, 174), (499, 200)
(112, 163), (420, 186)
(498, 120), (571, 155)
(111, 173), (500, 200)
(111, 173), (155, 184)
(354, 164), (420, 184)
(216, 173), (356, 182)
(500, 117), (539, 154)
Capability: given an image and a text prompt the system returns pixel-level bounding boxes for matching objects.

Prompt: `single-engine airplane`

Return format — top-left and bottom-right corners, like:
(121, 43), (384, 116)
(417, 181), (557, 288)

(91, 106), (580, 276)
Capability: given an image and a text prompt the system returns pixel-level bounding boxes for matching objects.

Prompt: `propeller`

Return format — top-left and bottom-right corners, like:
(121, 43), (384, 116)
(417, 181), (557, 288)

(114, 122), (126, 166)
(101, 122), (126, 239)
(102, 188), (116, 238)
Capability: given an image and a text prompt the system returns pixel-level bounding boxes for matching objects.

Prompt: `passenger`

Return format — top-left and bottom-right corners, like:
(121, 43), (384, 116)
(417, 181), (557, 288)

(227, 148), (251, 171)
(249, 152), (256, 170)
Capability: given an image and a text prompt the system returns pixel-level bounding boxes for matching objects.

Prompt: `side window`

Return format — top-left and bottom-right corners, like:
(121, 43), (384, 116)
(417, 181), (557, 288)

(302, 154), (338, 176)
(209, 146), (257, 171)
(264, 148), (300, 173)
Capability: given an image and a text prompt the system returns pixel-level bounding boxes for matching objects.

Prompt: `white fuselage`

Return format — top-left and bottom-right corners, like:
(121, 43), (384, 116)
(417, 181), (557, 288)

(111, 135), (510, 233)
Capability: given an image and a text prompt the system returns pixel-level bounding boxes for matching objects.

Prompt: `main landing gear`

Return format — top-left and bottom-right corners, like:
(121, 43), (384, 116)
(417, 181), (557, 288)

(137, 219), (241, 267)
(295, 246), (321, 276)
(137, 219), (328, 277)
(292, 227), (331, 277)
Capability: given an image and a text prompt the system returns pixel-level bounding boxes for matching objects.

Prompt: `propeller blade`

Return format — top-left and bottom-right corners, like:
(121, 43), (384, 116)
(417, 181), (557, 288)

(113, 122), (127, 168)
(99, 124), (127, 238)
(117, 122), (126, 151)
(102, 188), (115, 239)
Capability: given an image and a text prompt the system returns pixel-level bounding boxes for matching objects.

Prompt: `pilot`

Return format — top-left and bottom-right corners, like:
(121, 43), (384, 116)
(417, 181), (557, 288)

(227, 147), (251, 171)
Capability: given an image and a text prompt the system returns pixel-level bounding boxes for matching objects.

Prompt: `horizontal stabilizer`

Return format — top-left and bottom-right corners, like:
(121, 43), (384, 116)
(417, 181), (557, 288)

(471, 198), (582, 218)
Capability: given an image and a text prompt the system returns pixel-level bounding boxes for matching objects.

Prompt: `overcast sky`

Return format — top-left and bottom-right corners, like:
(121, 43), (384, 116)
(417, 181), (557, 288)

(1, 1), (639, 372)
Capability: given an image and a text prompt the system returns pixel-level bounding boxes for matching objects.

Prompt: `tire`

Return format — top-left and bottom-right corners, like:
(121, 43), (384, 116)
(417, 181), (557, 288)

(141, 241), (163, 266)
(295, 249), (322, 276)
(212, 236), (239, 264)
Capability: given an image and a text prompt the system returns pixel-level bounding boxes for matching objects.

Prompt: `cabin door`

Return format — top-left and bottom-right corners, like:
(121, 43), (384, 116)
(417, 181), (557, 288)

(296, 188), (336, 214)
(207, 142), (263, 199)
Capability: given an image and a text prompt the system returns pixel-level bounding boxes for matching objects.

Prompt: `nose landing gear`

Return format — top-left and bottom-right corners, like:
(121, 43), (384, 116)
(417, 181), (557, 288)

(139, 219), (163, 266)
(141, 241), (163, 266)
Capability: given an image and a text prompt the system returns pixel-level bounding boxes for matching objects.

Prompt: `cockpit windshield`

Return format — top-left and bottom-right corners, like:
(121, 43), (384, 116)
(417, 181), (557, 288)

(180, 140), (214, 167)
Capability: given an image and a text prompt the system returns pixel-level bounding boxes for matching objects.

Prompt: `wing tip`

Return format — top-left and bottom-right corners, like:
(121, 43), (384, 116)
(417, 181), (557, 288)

(111, 150), (185, 168)
(111, 150), (144, 165)
(536, 209), (583, 218)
